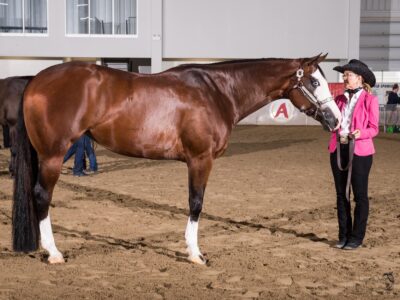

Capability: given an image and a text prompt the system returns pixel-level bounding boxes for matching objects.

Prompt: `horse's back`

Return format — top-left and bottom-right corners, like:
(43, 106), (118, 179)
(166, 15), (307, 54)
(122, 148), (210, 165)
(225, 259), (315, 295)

(23, 62), (188, 158)
(24, 62), (136, 121)
(27, 62), (135, 95)
(23, 62), (231, 160)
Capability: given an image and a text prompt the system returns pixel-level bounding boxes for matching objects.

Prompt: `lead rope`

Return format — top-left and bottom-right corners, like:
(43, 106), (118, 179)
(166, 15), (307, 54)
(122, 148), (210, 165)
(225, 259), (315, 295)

(336, 132), (355, 202)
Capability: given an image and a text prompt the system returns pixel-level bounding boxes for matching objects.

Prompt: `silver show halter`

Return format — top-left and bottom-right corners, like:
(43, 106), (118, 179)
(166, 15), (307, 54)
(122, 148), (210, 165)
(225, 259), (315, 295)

(294, 68), (334, 108)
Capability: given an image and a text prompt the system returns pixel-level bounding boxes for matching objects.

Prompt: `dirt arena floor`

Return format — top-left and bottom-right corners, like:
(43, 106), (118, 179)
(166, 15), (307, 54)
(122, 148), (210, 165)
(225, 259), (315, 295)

(0, 125), (399, 299)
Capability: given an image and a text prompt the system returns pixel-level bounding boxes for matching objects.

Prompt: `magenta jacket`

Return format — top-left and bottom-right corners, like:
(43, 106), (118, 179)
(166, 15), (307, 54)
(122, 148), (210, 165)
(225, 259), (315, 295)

(328, 90), (379, 156)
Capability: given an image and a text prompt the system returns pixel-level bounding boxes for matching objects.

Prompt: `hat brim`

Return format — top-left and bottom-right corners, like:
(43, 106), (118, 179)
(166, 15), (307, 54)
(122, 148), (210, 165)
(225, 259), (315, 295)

(333, 65), (376, 87)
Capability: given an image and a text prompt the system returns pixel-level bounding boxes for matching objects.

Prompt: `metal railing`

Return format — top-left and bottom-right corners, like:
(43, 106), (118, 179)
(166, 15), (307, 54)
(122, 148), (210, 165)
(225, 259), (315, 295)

(380, 104), (400, 132)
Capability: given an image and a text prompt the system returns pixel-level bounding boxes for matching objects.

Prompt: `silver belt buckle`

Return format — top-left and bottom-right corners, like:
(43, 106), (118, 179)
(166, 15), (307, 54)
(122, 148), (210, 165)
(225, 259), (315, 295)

(340, 136), (349, 144)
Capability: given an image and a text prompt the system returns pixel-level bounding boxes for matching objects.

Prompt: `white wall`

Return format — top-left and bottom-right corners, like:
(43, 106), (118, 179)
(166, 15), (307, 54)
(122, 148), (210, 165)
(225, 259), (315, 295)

(0, 58), (63, 78)
(163, 0), (359, 59)
(0, 0), (360, 61)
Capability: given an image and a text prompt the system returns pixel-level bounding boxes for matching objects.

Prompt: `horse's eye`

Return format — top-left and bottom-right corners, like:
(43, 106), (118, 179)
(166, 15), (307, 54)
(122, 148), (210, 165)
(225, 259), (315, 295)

(311, 79), (320, 87)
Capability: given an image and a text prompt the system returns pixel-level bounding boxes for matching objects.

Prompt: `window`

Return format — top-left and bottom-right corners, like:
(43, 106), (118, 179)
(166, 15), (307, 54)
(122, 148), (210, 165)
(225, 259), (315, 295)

(66, 0), (137, 36)
(0, 0), (47, 34)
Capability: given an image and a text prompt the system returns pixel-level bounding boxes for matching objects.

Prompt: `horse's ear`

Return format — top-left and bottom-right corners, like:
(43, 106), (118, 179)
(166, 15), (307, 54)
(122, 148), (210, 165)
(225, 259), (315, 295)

(315, 53), (328, 65)
(304, 53), (327, 66)
(302, 53), (328, 72)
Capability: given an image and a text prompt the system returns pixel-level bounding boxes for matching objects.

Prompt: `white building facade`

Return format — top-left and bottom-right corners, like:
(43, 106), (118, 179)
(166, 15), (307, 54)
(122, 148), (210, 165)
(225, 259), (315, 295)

(0, 0), (364, 125)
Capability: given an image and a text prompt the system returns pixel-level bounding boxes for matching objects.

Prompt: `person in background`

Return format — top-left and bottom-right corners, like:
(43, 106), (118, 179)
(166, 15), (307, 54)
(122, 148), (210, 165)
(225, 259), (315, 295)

(386, 83), (400, 128)
(329, 59), (379, 250)
(63, 134), (98, 176)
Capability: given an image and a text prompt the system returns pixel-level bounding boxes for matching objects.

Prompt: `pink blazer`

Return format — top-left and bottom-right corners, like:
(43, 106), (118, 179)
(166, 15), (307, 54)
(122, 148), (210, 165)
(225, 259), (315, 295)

(328, 90), (379, 156)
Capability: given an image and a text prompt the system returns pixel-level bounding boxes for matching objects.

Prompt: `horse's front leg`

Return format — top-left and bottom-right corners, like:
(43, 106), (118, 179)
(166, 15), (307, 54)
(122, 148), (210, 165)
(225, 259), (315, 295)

(185, 155), (212, 265)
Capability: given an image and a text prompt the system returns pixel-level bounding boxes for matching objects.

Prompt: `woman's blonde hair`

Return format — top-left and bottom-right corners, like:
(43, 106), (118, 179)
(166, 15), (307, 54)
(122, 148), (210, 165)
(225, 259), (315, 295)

(362, 81), (372, 94)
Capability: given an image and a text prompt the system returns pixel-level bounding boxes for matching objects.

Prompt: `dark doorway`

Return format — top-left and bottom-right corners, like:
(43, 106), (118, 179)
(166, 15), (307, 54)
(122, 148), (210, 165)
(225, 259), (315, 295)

(101, 58), (151, 73)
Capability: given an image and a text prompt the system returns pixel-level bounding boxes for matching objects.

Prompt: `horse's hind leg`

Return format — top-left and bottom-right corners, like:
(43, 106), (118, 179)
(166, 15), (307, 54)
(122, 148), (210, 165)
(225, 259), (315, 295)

(185, 155), (212, 265)
(35, 156), (65, 264)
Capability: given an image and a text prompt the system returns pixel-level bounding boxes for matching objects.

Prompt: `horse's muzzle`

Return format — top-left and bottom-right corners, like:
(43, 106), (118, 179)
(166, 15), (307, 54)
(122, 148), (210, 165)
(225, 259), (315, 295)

(319, 103), (341, 131)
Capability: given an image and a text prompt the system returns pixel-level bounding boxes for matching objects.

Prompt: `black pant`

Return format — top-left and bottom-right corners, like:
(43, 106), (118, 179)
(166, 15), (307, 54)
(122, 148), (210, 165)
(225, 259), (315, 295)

(330, 144), (373, 243)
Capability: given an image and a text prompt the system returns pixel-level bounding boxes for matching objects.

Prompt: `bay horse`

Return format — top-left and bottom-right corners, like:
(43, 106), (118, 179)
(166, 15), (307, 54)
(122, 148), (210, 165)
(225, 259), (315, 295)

(0, 76), (33, 174)
(13, 54), (341, 264)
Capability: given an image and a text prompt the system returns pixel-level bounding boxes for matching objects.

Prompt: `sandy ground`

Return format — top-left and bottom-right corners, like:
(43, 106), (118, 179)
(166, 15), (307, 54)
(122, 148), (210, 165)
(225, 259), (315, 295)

(0, 125), (399, 299)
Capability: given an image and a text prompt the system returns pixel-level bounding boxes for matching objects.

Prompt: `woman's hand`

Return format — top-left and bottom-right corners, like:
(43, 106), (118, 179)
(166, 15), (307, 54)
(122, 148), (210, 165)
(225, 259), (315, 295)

(351, 129), (361, 139)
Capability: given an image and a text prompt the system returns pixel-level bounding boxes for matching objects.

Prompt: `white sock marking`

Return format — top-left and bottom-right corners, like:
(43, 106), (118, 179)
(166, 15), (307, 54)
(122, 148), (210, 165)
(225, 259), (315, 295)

(185, 217), (201, 258)
(39, 214), (63, 259)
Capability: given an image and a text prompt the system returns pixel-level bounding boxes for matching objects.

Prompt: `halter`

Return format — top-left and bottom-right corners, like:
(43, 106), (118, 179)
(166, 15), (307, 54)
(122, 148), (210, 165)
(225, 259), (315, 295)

(289, 68), (334, 118)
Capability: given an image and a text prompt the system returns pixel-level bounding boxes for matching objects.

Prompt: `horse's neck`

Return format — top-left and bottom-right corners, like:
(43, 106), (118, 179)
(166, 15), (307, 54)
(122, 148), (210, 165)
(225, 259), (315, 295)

(209, 61), (297, 124)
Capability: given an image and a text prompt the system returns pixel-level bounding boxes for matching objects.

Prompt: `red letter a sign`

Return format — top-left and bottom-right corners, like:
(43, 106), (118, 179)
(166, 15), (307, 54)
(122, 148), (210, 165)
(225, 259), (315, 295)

(274, 103), (289, 119)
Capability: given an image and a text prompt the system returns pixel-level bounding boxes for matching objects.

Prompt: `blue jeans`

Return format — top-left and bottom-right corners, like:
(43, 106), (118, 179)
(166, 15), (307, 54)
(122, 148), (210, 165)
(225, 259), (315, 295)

(63, 135), (97, 175)
(83, 135), (98, 172)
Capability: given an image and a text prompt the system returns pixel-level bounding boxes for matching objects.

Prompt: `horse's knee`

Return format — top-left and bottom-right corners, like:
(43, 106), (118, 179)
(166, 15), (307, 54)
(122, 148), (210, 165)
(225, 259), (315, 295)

(189, 189), (204, 222)
(34, 182), (50, 220)
(190, 199), (203, 219)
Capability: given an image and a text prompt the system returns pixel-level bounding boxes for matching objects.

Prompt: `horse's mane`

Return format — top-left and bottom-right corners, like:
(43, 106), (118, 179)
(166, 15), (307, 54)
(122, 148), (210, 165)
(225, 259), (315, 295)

(209, 58), (281, 65)
(170, 57), (329, 80)
(171, 57), (296, 72)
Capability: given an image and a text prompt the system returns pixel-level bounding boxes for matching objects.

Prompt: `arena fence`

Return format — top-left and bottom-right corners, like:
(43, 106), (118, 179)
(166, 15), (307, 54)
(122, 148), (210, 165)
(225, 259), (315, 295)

(381, 104), (400, 133)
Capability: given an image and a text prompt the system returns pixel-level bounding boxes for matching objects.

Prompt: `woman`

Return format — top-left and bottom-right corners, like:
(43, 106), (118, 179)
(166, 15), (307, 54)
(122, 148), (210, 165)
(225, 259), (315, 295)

(329, 59), (379, 250)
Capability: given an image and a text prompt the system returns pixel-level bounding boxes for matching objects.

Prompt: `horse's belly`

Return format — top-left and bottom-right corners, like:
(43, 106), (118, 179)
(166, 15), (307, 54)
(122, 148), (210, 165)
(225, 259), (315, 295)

(91, 124), (184, 160)
(130, 131), (183, 159)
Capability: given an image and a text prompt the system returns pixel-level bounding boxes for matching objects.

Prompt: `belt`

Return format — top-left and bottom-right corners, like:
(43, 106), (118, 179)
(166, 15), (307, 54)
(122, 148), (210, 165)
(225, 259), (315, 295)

(339, 136), (349, 144)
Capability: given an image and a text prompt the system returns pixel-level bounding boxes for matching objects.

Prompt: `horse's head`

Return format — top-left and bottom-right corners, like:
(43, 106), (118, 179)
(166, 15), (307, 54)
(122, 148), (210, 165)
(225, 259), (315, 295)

(285, 54), (341, 131)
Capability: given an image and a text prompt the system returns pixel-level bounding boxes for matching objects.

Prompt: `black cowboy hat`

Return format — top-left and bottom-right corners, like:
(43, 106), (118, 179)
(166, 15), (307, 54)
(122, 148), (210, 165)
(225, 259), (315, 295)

(333, 59), (376, 87)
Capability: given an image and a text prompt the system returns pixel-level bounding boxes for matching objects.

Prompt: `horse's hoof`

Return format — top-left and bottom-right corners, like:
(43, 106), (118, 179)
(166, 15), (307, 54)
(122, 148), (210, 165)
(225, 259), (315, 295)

(188, 254), (208, 265)
(48, 255), (65, 264)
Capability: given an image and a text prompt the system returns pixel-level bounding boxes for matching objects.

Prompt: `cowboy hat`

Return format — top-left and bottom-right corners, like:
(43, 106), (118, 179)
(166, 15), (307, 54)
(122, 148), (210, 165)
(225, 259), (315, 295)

(333, 59), (376, 87)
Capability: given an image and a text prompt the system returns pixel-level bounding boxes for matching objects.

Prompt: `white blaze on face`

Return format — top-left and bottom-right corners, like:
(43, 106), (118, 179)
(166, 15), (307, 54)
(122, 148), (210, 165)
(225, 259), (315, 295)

(312, 69), (333, 101)
(312, 69), (342, 129)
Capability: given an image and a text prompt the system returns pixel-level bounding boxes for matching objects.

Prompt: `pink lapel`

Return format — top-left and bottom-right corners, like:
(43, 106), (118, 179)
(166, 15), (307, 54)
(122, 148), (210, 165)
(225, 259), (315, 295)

(336, 95), (347, 111)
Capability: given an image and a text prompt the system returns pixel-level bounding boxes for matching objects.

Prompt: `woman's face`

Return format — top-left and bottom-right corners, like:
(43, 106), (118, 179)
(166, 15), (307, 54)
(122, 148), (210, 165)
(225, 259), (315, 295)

(343, 71), (363, 89)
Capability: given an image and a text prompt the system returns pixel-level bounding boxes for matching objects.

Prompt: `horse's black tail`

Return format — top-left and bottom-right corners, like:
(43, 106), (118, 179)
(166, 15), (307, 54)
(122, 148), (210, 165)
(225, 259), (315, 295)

(12, 97), (39, 252)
